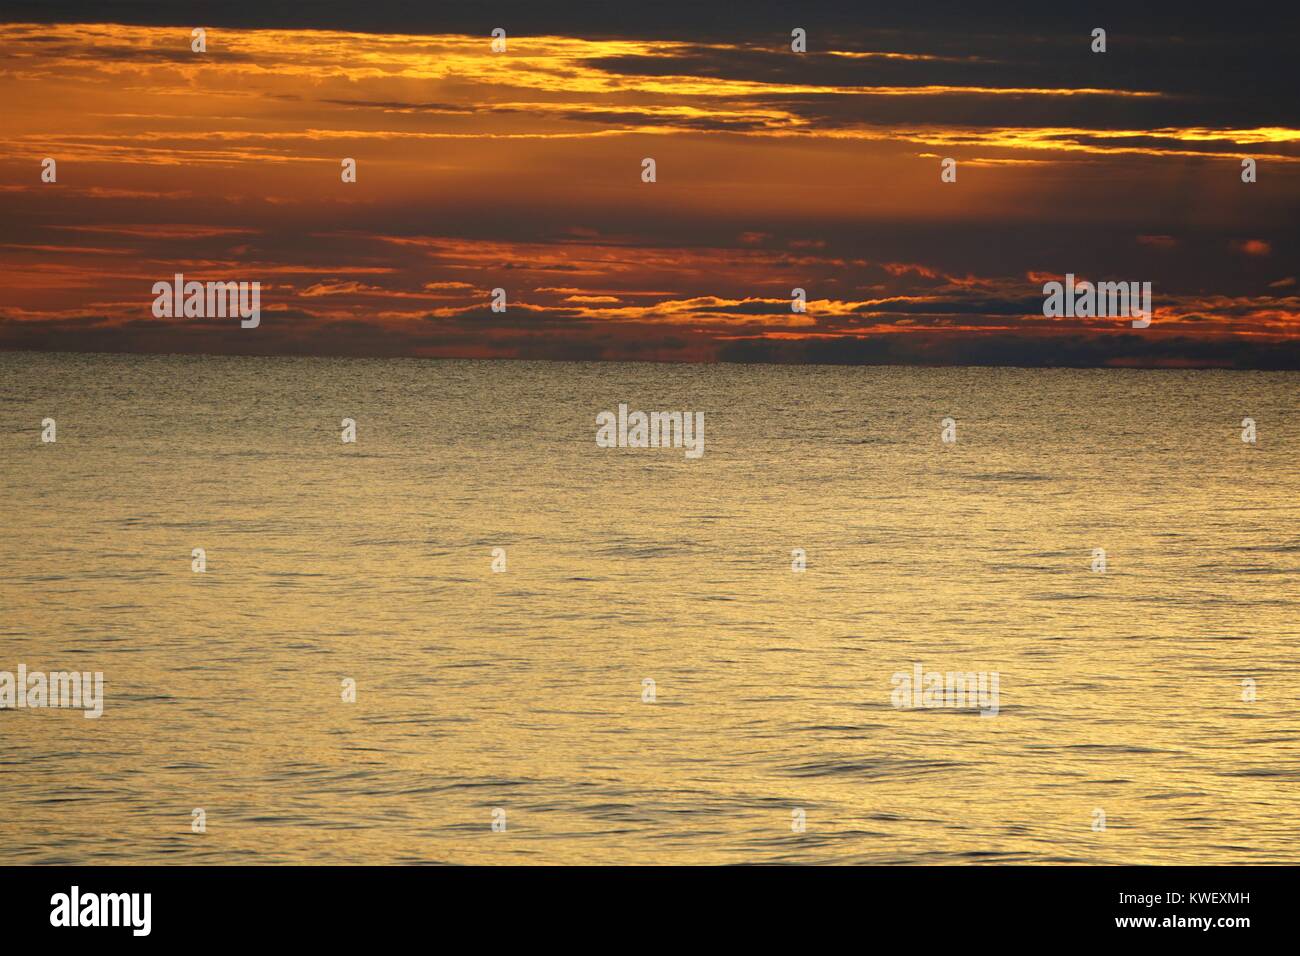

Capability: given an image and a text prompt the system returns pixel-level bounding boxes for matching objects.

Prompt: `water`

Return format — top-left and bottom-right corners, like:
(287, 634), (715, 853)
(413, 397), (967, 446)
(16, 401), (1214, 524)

(1, 351), (1296, 864)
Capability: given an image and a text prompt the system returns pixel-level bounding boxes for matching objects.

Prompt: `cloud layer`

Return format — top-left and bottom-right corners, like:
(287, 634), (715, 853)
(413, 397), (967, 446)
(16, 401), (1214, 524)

(1, 15), (1296, 367)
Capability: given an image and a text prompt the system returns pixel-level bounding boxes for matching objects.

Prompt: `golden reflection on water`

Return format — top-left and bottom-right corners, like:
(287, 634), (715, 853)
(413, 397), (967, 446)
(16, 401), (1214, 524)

(2, 353), (1297, 863)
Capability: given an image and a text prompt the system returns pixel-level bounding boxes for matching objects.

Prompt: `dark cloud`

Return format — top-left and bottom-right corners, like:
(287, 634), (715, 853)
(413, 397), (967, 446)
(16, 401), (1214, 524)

(2, 4), (1295, 368)
(10, 2), (1291, 127)
(5, 310), (1296, 369)
(4, 1), (1286, 40)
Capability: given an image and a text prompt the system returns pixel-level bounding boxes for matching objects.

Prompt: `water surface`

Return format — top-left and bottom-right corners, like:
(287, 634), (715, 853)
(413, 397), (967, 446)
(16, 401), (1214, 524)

(1, 353), (1296, 864)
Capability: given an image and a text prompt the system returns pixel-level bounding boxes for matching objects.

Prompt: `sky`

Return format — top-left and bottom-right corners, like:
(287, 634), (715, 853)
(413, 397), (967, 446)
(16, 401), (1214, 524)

(1, 2), (1297, 367)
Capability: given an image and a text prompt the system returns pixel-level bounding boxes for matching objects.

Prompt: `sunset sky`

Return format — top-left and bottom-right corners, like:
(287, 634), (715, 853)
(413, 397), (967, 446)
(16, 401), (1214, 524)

(1, 3), (1297, 366)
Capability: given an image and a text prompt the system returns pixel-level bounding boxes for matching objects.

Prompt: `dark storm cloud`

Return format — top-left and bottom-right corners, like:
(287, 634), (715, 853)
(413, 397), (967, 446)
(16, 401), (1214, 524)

(6, 310), (1296, 369)
(5, 1), (1287, 39)
(755, 92), (1298, 138)
(8, 3), (1294, 129)
(3, 4), (1295, 368)
(311, 93), (1293, 141)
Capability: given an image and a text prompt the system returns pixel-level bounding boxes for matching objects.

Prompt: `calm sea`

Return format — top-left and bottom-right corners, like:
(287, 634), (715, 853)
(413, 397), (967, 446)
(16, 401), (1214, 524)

(1, 352), (1296, 864)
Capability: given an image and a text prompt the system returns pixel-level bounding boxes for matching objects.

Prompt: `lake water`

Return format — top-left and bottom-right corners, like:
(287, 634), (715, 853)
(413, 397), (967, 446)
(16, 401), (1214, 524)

(1, 352), (1296, 863)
